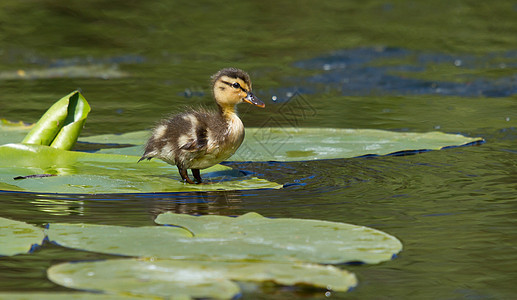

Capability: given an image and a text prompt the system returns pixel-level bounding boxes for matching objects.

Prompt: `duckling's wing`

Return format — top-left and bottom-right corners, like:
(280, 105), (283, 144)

(178, 124), (208, 152)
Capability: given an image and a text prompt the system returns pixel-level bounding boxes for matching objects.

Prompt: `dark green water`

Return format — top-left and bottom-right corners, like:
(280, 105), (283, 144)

(1, 1), (517, 299)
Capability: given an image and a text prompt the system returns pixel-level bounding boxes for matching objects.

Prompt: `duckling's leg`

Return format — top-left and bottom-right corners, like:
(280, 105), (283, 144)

(192, 169), (202, 184)
(177, 166), (195, 184)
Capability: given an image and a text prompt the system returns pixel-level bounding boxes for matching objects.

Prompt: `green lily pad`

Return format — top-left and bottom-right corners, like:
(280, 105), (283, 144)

(0, 143), (282, 193)
(22, 91), (90, 150)
(0, 217), (45, 256)
(46, 223), (192, 253)
(47, 258), (356, 299)
(48, 259), (239, 299)
(79, 131), (149, 146)
(78, 128), (484, 161)
(46, 212), (402, 264)
(0, 119), (33, 146)
(155, 212), (402, 264)
(0, 293), (152, 300)
(226, 127), (483, 161)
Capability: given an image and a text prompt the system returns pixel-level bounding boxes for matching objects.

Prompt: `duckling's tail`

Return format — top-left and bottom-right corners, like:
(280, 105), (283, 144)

(137, 156), (151, 163)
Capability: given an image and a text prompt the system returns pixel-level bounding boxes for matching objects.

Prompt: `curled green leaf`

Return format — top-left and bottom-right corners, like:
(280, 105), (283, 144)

(22, 91), (90, 150)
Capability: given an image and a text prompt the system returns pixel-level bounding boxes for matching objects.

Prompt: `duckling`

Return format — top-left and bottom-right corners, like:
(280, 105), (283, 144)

(138, 68), (265, 184)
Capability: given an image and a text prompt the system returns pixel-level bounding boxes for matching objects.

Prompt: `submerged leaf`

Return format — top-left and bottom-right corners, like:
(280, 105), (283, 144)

(47, 258), (356, 299)
(78, 128), (484, 161)
(46, 212), (401, 264)
(0, 65), (128, 80)
(22, 91), (90, 150)
(0, 143), (282, 193)
(0, 217), (45, 256)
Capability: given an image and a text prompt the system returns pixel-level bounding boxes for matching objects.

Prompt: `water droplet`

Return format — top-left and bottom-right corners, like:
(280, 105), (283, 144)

(505, 117), (510, 122)
(434, 125), (441, 130)
(323, 64), (331, 71)
(286, 92), (293, 98)
(325, 291), (332, 297)
(272, 95), (278, 102)
(454, 59), (462, 67)
(184, 88), (192, 98)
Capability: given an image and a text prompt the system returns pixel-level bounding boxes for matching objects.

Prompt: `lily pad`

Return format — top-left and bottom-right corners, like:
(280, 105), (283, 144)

(155, 212), (402, 264)
(47, 258), (356, 299)
(22, 91), (90, 150)
(46, 212), (402, 264)
(77, 128), (484, 161)
(79, 131), (149, 146)
(0, 119), (33, 146)
(0, 293), (151, 300)
(0, 143), (282, 193)
(48, 259), (239, 299)
(233, 127), (484, 161)
(46, 223), (192, 253)
(0, 217), (45, 256)
(0, 65), (127, 80)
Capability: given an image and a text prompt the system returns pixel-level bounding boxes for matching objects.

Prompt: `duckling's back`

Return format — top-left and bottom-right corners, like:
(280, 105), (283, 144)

(139, 108), (244, 170)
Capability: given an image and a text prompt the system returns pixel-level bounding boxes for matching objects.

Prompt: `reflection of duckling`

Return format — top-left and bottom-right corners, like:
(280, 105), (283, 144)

(139, 68), (265, 184)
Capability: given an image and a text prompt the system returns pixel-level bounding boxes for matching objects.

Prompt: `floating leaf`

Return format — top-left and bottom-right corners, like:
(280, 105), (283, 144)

(46, 212), (401, 264)
(47, 258), (356, 299)
(155, 212), (402, 264)
(0, 65), (128, 80)
(0, 143), (282, 193)
(0, 119), (33, 145)
(0, 217), (45, 256)
(0, 293), (151, 300)
(46, 223), (192, 254)
(48, 259), (239, 299)
(22, 91), (90, 150)
(79, 131), (149, 146)
(233, 128), (484, 161)
(78, 128), (484, 161)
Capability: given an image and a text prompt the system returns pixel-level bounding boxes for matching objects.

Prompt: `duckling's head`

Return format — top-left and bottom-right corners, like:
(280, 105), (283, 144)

(211, 68), (265, 111)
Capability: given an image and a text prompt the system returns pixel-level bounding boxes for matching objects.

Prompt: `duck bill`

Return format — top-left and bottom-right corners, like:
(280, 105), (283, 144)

(244, 92), (265, 108)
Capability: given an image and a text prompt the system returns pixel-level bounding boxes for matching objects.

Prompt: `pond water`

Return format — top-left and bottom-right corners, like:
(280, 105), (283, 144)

(1, 1), (517, 299)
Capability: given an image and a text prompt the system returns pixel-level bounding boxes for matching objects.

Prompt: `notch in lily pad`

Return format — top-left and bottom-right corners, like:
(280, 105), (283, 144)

(0, 217), (45, 256)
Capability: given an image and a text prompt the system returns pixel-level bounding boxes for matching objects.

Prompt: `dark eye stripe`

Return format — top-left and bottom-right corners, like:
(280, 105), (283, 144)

(222, 80), (248, 93)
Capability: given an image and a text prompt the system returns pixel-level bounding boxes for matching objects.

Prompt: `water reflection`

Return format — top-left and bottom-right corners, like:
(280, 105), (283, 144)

(29, 198), (85, 216)
(146, 190), (245, 218)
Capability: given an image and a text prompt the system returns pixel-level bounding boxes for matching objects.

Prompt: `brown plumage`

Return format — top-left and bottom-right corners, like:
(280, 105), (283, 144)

(138, 68), (265, 184)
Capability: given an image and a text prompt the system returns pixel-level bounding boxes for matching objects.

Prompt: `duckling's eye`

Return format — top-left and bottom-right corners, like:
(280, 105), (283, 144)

(231, 82), (241, 89)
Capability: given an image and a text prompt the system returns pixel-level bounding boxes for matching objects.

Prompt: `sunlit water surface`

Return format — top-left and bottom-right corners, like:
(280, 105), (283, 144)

(1, 1), (516, 299)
